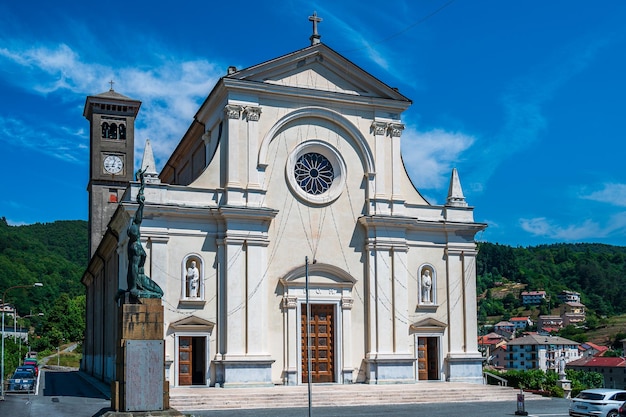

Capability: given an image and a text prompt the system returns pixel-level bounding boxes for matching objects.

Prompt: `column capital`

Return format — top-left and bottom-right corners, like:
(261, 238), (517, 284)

(225, 104), (243, 119)
(282, 295), (298, 310)
(371, 121), (387, 136)
(244, 106), (262, 122)
(388, 123), (405, 137)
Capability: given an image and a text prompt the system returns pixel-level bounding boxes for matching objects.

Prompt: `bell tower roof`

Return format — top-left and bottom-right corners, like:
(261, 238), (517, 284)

(83, 86), (141, 119)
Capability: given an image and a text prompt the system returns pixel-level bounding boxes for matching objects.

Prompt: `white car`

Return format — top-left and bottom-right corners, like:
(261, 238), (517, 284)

(570, 389), (626, 417)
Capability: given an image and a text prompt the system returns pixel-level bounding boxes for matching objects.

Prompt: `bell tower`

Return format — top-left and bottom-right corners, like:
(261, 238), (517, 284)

(84, 86), (141, 256)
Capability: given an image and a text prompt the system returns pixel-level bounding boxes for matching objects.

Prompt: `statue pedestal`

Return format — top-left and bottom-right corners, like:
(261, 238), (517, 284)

(557, 378), (572, 399)
(112, 298), (170, 413)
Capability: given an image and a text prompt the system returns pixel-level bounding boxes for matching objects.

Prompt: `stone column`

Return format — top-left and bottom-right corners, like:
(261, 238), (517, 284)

(214, 207), (277, 387)
(364, 241), (414, 383)
(388, 123), (405, 215)
(225, 104), (244, 205)
(371, 121), (388, 214)
(446, 247), (483, 383)
(246, 240), (268, 355)
(392, 247), (409, 353)
(341, 297), (354, 383)
(282, 295), (298, 385)
(445, 248), (465, 354)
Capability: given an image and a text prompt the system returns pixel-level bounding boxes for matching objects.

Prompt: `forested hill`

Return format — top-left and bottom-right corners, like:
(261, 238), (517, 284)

(1, 218), (625, 322)
(0, 218), (87, 316)
(477, 242), (626, 318)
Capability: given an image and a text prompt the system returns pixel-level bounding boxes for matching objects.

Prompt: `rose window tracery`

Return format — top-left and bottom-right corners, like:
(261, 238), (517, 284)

(294, 152), (334, 195)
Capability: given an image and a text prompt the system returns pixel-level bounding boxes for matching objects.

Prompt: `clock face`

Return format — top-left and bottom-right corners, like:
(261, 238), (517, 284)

(103, 155), (123, 174)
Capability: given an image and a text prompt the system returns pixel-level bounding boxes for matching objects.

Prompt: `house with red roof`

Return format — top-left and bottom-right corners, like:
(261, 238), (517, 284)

(510, 317), (533, 331)
(579, 342), (609, 357)
(567, 356), (626, 389)
(478, 332), (507, 358)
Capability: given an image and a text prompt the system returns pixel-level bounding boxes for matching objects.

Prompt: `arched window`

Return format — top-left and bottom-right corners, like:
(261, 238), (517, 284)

(119, 124), (126, 139)
(101, 122), (110, 138)
(181, 255), (204, 301)
(418, 264), (436, 305)
(109, 123), (118, 139)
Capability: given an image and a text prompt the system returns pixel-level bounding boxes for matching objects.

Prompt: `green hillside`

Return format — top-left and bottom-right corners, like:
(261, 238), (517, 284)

(0, 218), (89, 348)
(477, 241), (626, 322)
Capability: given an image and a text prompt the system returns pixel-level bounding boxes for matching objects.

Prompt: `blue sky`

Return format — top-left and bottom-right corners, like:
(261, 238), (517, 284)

(0, 1), (625, 247)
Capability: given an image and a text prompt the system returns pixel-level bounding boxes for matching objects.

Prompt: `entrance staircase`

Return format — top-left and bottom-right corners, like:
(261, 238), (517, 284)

(169, 382), (548, 412)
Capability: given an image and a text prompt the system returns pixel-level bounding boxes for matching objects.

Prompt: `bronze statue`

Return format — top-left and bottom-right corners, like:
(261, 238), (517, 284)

(124, 167), (163, 299)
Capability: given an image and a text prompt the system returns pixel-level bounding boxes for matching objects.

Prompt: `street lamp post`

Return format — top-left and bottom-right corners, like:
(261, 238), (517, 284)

(1, 283), (43, 400)
(18, 313), (44, 361)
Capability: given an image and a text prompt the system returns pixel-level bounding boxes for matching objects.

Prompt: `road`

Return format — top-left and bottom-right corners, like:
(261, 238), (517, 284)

(0, 369), (111, 417)
(184, 399), (573, 417)
(1, 369), (575, 417)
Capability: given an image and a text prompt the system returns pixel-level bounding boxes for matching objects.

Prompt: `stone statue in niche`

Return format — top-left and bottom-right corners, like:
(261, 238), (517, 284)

(187, 260), (200, 298)
(421, 268), (433, 304)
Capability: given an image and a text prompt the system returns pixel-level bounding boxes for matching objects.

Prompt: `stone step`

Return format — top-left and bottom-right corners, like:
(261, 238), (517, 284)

(170, 382), (547, 411)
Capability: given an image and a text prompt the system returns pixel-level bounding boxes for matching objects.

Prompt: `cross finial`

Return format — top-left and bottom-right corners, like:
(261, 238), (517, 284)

(308, 11), (322, 45)
(109, 80), (115, 91)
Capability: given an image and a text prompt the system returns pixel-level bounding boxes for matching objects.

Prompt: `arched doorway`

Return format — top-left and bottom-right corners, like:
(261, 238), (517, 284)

(280, 263), (356, 385)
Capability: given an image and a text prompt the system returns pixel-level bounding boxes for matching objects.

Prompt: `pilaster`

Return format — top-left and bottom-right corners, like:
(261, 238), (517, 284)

(244, 105), (264, 207)
(445, 247), (465, 354)
(224, 104), (244, 205)
(388, 122), (405, 215)
(364, 238), (414, 384)
(341, 297), (354, 383)
(282, 295), (298, 385)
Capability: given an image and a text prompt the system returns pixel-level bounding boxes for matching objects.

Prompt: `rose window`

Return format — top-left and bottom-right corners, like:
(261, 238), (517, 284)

(294, 152), (334, 195)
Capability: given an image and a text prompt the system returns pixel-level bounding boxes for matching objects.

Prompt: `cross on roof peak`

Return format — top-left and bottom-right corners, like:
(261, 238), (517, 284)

(308, 11), (322, 45)
(109, 80), (115, 91)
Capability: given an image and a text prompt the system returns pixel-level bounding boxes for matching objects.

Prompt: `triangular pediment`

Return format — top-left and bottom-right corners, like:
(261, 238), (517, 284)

(229, 44), (411, 102)
(170, 315), (215, 331)
(410, 317), (447, 333)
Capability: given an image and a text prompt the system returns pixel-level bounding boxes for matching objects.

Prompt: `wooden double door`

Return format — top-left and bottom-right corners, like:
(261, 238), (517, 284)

(417, 337), (439, 380)
(301, 304), (335, 383)
(178, 336), (206, 386)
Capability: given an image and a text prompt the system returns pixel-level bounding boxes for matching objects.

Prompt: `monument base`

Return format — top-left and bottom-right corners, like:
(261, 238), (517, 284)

(113, 298), (168, 412)
(557, 378), (572, 399)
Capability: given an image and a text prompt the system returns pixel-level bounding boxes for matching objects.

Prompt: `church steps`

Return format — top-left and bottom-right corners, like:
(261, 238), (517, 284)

(169, 382), (548, 411)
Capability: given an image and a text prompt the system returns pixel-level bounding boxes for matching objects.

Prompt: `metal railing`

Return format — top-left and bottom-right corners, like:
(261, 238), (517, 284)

(483, 371), (508, 386)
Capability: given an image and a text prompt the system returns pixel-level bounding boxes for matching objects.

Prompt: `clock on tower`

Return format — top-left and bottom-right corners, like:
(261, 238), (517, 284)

(84, 86), (142, 256)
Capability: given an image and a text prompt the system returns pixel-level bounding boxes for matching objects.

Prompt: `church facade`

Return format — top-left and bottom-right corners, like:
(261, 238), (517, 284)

(82, 33), (486, 388)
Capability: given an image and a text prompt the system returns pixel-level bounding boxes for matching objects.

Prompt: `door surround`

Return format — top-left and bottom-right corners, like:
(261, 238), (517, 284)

(280, 263), (356, 385)
(170, 315), (214, 387)
(410, 318), (446, 382)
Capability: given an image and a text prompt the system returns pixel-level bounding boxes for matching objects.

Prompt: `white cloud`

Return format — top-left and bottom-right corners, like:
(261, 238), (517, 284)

(581, 183), (626, 207)
(0, 41), (224, 167)
(520, 214), (626, 241)
(401, 127), (475, 190)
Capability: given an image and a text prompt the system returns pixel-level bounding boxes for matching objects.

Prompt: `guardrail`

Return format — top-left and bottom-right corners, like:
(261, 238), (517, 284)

(483, 371), (508, 386)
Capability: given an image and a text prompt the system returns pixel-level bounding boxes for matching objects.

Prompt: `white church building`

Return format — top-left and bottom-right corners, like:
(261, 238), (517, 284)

(82, 19), (487, 389)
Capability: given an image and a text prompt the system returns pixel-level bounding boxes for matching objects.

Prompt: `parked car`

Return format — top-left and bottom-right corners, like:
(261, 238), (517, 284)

(22, 360), (39, 376)
(570, 389), (626, 417)
(8, 371), (35, 392)
(618, 401), (626, 417)
(16, 364), (37, 377)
